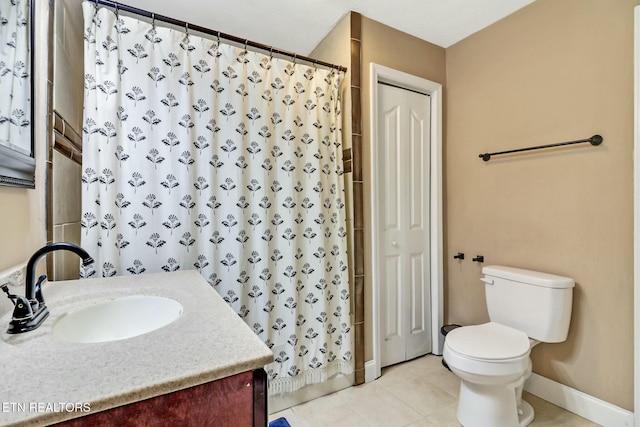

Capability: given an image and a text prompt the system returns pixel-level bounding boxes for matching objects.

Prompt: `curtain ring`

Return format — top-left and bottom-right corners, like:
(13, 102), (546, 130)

(114, 2), (119, 19)
(292, 53), (297, 64)
(217, 31), (221, 44)
(151, 13), (156, 29)
(185, 22), (189, 36)
(269, 46), (273, 60)
(244, 39), (248, 54)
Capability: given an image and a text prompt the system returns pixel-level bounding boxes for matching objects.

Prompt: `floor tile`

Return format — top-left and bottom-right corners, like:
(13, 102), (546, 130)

(424, 402), (461, 427)
(406, 417), (439, 426)
(386, 375), (457, 417)
(350, 390), (424, 427)
(526, 392), (600, 427)
(272, 355), (601, 427)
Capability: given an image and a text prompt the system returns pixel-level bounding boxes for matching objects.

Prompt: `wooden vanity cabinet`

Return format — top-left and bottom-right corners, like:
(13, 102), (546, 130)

(54, 369), (267, 427)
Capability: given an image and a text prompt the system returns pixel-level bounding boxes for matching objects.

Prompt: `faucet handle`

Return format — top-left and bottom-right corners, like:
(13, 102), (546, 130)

(34, 275), (47, 305)
(11, 296), (33, 320)
(1, 284), (18, 306)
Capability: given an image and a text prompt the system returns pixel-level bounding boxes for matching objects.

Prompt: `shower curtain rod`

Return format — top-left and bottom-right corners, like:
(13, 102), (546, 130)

(93, 0), (348, 73)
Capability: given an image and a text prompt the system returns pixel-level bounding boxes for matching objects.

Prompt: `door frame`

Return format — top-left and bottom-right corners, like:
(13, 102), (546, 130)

(634, 6), (640, 425)
(367, 63), (443, 382)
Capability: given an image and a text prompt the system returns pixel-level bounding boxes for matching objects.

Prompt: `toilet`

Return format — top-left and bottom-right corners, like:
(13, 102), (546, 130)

(443, 265), (574, 427)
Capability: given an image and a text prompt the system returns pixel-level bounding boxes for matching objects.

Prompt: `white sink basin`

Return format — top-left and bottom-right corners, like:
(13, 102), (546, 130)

(53, 296), (183, 343)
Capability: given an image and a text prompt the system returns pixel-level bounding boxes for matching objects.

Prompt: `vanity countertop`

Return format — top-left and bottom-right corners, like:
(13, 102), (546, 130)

(0, 270), (273, 426)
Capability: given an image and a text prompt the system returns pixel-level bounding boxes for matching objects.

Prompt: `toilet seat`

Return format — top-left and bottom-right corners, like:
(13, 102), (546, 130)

(446, 322), (530, 360)
(444, 322), (531, 377)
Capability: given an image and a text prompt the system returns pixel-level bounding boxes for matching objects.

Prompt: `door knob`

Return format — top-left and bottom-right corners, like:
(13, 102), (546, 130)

(391, 240), (398, 247)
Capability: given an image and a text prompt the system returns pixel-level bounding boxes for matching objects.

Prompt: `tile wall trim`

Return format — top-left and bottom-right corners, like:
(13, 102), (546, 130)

(349, 11), (365, 386)
(53, 111), (83, 165)
(45, 0), (55, 276)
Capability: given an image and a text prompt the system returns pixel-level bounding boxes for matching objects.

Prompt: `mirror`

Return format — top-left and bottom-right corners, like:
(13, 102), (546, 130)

(0, 0), (35, 188)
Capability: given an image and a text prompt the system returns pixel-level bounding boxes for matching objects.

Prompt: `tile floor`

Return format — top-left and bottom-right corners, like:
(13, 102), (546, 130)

(268, 355), (600, 427)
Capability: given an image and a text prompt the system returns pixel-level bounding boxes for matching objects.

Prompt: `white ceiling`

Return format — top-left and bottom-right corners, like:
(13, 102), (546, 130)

(119, 0), (535, 55)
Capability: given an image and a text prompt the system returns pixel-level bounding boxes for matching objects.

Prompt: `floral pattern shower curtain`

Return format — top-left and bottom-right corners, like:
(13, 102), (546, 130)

(81, 3), (352, 394)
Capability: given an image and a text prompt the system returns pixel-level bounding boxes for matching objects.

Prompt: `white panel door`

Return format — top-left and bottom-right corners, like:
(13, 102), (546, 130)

(378, 82), (431, 367)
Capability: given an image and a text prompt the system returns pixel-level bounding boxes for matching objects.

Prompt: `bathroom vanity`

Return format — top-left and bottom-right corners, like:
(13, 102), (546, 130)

(0, 270), (273, 426)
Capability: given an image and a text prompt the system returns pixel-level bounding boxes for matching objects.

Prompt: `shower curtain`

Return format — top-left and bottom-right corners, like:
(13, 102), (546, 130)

(81, 3), (352, 395)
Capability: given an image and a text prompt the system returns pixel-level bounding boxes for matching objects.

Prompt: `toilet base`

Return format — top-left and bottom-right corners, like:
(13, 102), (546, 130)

(518, 400), (534, 426)
(456, 379), (535, 427)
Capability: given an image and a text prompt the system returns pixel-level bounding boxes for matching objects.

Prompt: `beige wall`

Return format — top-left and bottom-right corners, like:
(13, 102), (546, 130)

(0, 1), (49, 273)
(446, 0), (636, 410)
(360, 17), (447, 360)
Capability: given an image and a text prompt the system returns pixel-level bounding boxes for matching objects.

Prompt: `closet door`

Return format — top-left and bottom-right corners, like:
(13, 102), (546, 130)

(378, 82), (432, 367)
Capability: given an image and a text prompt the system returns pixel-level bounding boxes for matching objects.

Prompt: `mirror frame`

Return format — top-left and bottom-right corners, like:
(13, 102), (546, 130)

(0, 0), (35, 188)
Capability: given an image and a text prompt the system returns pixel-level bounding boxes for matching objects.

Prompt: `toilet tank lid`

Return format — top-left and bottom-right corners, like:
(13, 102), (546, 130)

(482, 265), (574, 289)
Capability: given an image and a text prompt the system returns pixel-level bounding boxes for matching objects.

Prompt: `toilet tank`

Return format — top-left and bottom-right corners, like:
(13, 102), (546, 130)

(482, 266), (574, 343)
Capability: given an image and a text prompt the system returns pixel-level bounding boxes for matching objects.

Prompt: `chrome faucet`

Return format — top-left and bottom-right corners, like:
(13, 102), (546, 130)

(4, 243), (94, 334)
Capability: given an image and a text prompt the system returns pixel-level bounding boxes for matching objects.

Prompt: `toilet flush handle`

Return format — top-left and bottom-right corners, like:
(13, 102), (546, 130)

(480, 278), (494, 285)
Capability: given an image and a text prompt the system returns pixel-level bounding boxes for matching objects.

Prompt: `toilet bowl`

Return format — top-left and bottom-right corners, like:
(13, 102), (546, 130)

(443, 266), (574, 427)
(444, 322), (534, 427)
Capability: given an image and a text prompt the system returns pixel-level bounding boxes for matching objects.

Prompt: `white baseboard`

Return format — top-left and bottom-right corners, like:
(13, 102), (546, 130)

(269, 373), (354, 414)
(524, 373), (633, 427)
(365, 359), (378, 383)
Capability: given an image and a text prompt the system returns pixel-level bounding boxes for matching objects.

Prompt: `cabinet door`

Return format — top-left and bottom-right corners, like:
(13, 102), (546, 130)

(54, 370), (267, 426)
